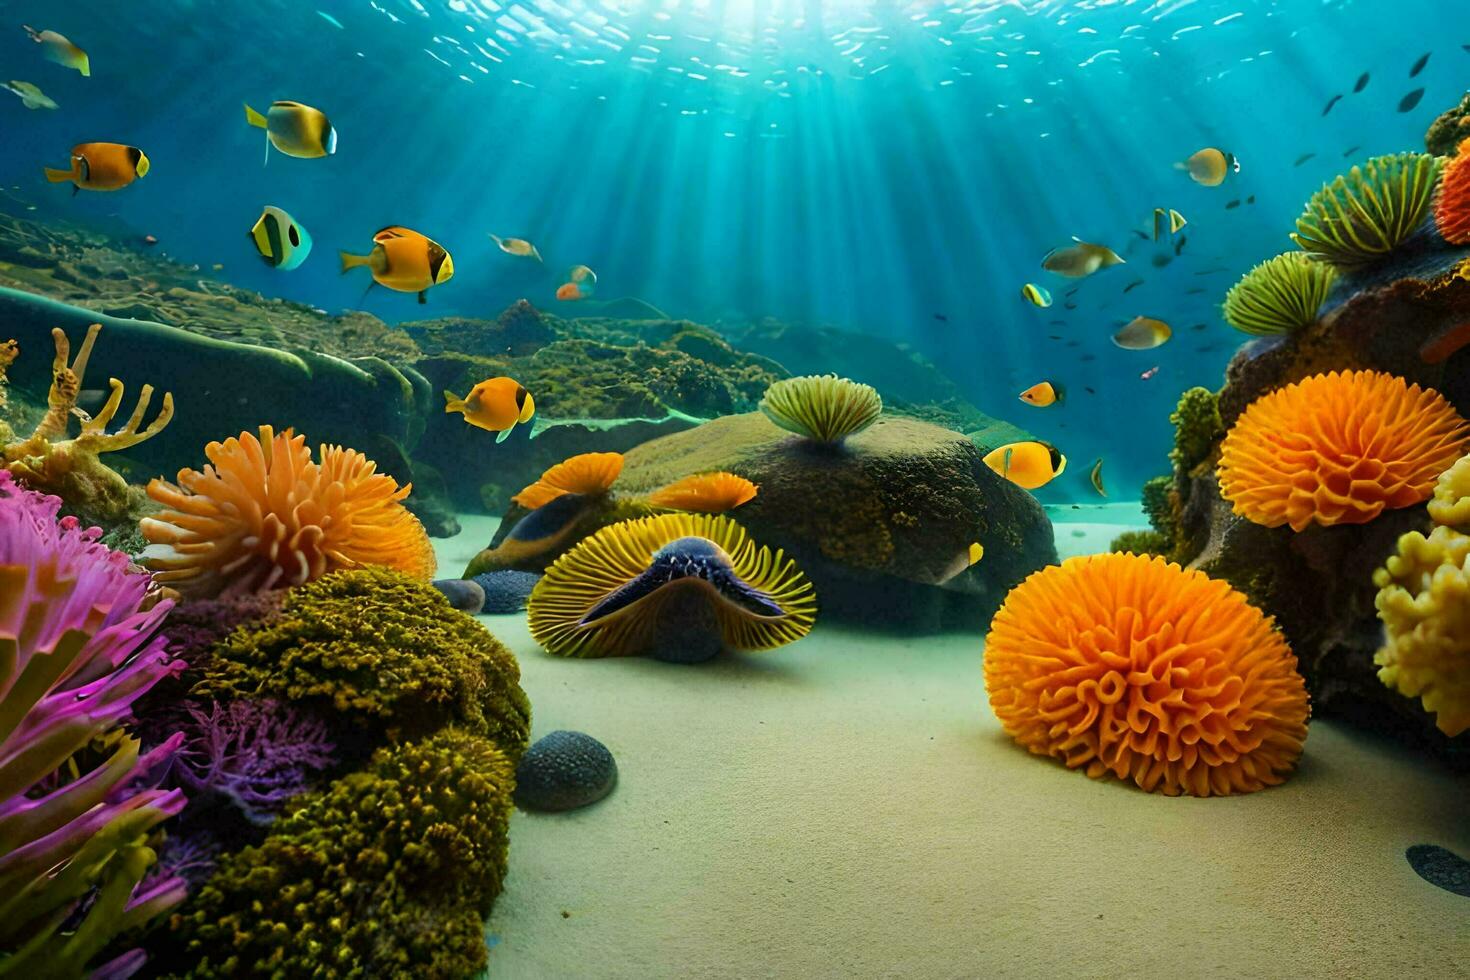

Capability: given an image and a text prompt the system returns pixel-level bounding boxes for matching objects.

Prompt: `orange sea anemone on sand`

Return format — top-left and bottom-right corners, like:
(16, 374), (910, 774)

(1435, 137), (1470, 245)
(512, 451), (625, 509)
(984, 553), (1309, 797)
(1218, 370), (1469, 532)
(141, 425), (436, 596)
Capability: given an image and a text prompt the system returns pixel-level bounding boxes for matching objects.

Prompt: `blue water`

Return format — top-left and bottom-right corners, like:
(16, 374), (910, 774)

(2, 0), (1466, 497)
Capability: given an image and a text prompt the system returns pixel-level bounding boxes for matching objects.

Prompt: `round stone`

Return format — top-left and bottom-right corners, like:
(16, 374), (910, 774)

(514, 730), (618, 812)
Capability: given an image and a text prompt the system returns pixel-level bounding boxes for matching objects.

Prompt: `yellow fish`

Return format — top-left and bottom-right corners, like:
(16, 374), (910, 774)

(444, 376), (536, 444)
(44, 142), (149, 194)
(1018, 381), (1062, 407)
(1089, 458), (1107, 497)
(1020, 283), (1052, 308)
(244, 101), (337, 164)
(339, 226), (453, 304)
(983, 441), (1067, 491)
(1152, 208), (1187, 240)
(490, 234), (542, 261)
(24, 26), (88, 76)
(1041, 237), (1125, 278)
(1178, 147), (1239, 187)
(1112, 316), (1172, 350)
(967, 541), (984, 565)
(932, 539), (986, 585)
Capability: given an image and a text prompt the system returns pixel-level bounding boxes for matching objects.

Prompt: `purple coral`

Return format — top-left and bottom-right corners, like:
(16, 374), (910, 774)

(177, 699), (336, 824)
(0, 470), (188, 976)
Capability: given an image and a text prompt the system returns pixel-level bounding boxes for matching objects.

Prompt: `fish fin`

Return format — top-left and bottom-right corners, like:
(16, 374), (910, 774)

(43, 166), (72, 183)
(263, 135), (271, 167)
(23, 25), (40, 42)
(244, 102), (268, 129)
(418, 290), (427, 304)
(496, 424), (513, 444)
(489, 233), (503, 247)
(531, 246), (543, 262)
(1002, 447), (1013, 477)
(78, 58), (89, 78)
(443, 390), (465, 414)
(71, 184), (79, 197)
(339, 250), (369, 273)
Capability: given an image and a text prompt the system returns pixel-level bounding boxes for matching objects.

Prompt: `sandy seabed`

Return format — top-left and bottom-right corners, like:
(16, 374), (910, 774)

(436, 513), (1470, 980)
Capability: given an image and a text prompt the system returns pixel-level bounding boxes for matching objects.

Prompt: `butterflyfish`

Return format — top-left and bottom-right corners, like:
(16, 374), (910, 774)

(339, 226), (453, 303)
(23, 26), (88, 76)
(244, 101), (337, 164)
(1021, 282), (1053, 307)
(1113, 316), (1172, 350)
(1018, 381), (1062, 407)
(1089, 458), (1106, 497)
(1152, 208), (1187, 240)
(1041, 238), (1125, 278)
(490, 234), (542, 261)
(249, 206), (312, 271)
(556, 282), (586, 301)
(1178, 147), (1239, 187)
(444, 376), (536, 444)
(3, 80), (55, 110)
(569, 264), (597, 285)
(44, 143), (149, 194)
(983, 441), (1067, 491)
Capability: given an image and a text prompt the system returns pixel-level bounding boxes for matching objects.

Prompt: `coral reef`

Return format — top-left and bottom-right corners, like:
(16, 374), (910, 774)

(1167, 387), (1225, 478)
(193, 566), (531, 754)
(472, 569), (542, 613)
(1218, 371), (1468, 531)
(528, 513), (816, 661)
(1429, 451), (1470, 527)
(1425, 91), (1470, 157)
(164, 729), (515, 980)
(1290, 153), (1442, 269)
(142, 425), (437, 597)
(1, 323), (173, 526)
(1434, 137), (1470, 245)
(759, 374), (882, 445)
(984, 553), (1310, 797)
(1222, 252), (1338, 336)
(514, 730), (618, 812)
(0, 470), (187, 976)
(1108, 528), (1170, 556)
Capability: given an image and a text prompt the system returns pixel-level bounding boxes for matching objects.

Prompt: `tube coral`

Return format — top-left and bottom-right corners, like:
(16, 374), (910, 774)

(0, 470), (187, 976)
(512, 451), (625, 509)
(1434, 137), (1470, 245)
(759, 374), (882, 445)
(1222, 252), (1338, 336)
(529, 513), (817, 661)
(984, 553), (1310, 797)
(141, 425), (436, 597)
(1291, 152), (1442, 269)
(1218, 371), (1469, 531)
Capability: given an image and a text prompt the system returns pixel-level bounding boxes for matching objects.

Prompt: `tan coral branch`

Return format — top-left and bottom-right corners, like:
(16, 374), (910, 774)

(74, 380), (175, 454)
(32, 323), (100, 441)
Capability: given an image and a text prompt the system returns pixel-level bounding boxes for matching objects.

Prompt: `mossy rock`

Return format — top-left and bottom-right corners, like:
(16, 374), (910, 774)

(615, 412), (1057, 630)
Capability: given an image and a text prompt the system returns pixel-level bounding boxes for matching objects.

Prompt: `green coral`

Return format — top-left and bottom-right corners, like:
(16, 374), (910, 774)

(1109, 529), (1171, 556)
(759, 374), (883, 445)
(1168, 387), (1224, 477)
(1222, 252), (1338, 336)
(1425, 91), (1470, 157)
(1290, 152), (1443, 269)
(194, 566), (530, 754)
(165, 729), (515, 979)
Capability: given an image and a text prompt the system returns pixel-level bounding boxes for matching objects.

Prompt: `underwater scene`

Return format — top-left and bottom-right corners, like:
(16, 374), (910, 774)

(1, 0), (1469, 976)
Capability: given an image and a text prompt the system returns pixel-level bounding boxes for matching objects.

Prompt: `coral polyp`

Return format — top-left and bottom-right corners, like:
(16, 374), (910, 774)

(1434, 137), (1470, 245)
(1218, 371), (1469, 531)
(759, 374), (882, 445)
(1290, 152), (1442, 269)
(984, 553), (1310, 797)
(645, 471), (758, 512)
(1222, 252), (1338, 335)
(512, 451), (625, 509)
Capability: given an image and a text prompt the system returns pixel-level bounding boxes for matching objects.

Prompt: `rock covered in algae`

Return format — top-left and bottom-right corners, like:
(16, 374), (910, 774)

(607, 412), (1056, 630)
(514, 730), (618, 812)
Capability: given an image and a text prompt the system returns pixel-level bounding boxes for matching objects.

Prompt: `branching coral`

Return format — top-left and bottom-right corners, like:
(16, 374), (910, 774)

(141, 425), (436, 597)
(984, 553), (1310, 796)
(1, 324), (174, 524)
(1218, 371), (1469, 531)
(193, 566), (531, 754)
(759, 374), (882, 445)
(0, 338), (15, 417)
(1434, 137), (1470, 245)
(166, 729), (515, 980)
(1373, 452), (1470, 736)
(1223, 252), (1339, 335)
(529, 513), (817, 661)
(1291, 152), (1442, 269)
(0, 470), (187, 976)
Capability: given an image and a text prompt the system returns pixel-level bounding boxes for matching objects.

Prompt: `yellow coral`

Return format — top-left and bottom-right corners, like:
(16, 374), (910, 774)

(1373, 525), (1470, 737)
(1428, 452), (1470, 530)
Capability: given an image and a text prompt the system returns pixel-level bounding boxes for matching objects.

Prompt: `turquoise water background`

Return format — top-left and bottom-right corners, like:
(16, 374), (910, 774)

(1, 0), (1466, 497)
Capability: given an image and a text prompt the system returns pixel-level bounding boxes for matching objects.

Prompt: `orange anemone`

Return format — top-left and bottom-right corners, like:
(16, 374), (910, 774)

(141, 426), (435, 597)
(1435, 137), (1470, 245)
(985, 553), (1309, 797)
(512, 451), (624, 509)
(645, 472), (758, 512)
(1218, 370), (1469, 531)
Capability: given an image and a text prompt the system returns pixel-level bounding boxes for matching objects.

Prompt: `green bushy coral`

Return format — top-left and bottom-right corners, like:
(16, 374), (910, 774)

(165, 729), (515, 979)
(194, 566), (531, 755)
(1223, 252), (1338, 336)
(1109, 528), (1171, 556)
(1168, 387), (1225, 477)
(1291, 152), (1442, 269)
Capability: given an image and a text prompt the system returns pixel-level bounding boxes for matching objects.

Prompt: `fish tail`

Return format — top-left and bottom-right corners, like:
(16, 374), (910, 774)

(244, 103), (268, 129)
(339, 250), (370, 273)
(23, 25), (39, 41)
(443, 390), (465, 414)
(496, 424), (514, 444)
(77, 56), (90, 77)
(43, 166), (72, 183)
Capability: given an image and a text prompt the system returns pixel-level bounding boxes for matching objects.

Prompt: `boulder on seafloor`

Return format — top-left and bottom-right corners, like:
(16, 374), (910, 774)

(604, 412), (1057, 631)
(514, 731), (618, 812)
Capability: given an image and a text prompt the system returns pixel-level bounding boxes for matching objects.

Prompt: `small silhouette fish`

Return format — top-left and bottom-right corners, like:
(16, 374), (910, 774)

(1084, 386), (1096, 395)
(1247, 195), (1256, 204)
(1123, 279), (1144, 293)
(1353, 72), (1370, 93)
(1174, 235), (1187, 256)
(1151, 254), (1173, 268)
(1322, 94), (1342, 115)
(1079, 353), (1096, 362)
(1294, 152), (1316, 166)
(1343, 145), (1362, 157)
(1185, 288), (1207, 295)
(1190, 322), (1209, 331)
(1400, 88), (1425, 112)
(1409, 52), (1430, 77)
(933, 313), (948, 321)
(1225, 199), (1241, 210)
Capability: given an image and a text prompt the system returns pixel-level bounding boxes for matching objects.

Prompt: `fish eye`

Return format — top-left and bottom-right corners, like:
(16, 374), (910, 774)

(288, 225), (300, 246)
